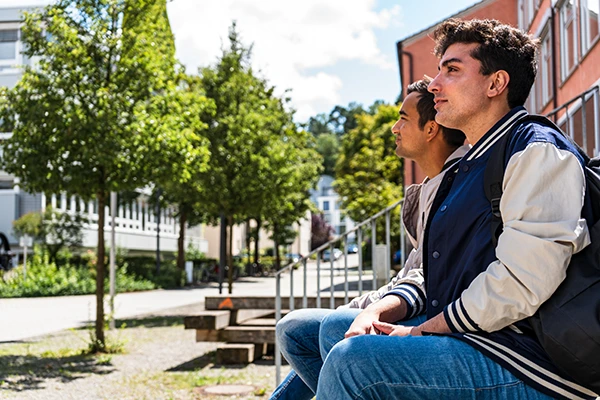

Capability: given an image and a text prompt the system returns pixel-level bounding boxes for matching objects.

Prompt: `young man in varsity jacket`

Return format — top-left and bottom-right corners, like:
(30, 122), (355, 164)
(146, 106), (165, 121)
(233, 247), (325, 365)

(315, 19), (598, 400)
(271, 78), (468, 400)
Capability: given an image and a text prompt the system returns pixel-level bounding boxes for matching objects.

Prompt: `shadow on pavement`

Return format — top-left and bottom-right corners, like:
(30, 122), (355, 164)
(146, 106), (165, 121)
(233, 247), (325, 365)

(114, 315), (184, 329)
(0, 354), (114, 393)
(167, 351), (215, 371)
(320, 279), (376, 292)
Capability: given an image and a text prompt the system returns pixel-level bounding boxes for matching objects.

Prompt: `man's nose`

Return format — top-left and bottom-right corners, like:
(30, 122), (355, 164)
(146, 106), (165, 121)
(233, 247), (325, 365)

(428, 74), (441, 93)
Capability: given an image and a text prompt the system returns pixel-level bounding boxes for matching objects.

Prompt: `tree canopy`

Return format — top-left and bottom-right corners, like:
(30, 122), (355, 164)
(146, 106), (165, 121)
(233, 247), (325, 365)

(334, 103), (403, 230)
(0, 0), (177, 350)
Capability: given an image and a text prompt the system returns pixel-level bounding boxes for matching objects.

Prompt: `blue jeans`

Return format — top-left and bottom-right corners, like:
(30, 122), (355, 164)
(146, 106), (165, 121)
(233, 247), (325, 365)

(271, 308), (362, 400)
(316, 312), (554, 400)
(272, 308), (425, 400)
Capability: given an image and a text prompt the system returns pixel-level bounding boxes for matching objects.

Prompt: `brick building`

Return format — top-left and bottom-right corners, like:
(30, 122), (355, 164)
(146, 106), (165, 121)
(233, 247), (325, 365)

(397, 0), (600, 185)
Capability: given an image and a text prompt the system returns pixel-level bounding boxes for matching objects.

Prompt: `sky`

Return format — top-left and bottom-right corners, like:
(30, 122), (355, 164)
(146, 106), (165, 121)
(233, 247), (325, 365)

(3, 0), (481, 122)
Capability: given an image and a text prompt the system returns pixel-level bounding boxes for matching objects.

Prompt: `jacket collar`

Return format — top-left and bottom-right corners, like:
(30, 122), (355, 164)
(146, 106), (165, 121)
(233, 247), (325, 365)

(465, 106), (528, 161)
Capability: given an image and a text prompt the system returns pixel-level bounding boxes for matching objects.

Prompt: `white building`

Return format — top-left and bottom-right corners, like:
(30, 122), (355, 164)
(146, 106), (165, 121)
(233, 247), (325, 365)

(310, 175), (355, 241)
(0, 4), (208, 257)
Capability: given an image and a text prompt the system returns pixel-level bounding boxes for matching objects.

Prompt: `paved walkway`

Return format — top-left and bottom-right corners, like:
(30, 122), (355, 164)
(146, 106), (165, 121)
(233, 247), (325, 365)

(0, 255), (374, 343)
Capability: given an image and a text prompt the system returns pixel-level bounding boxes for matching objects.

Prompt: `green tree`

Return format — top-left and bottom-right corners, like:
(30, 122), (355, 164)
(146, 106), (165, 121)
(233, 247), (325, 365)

(197, 23), (293, 292)
(315, 133), (340, 177)
(329, 102), (365, 136)
(334, 102), (403, 239)
(134, 75), (214, 271)
(262, 127), (322, 269)
(42, 206), (89, 263)
(12, 211), (44, 242)
(0, 0), (176, 350)
(305, 113), (333, 136)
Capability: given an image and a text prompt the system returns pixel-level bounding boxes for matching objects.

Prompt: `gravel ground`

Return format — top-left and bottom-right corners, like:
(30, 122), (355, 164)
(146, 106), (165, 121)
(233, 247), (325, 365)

(0, 303), (291, 400)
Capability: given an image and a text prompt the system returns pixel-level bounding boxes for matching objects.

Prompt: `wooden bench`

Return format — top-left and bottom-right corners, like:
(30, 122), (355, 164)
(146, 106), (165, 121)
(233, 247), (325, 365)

(185, 296), (348, 364)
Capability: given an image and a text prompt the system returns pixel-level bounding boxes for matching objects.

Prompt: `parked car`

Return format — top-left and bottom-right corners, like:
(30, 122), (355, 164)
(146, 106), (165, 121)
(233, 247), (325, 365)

(322, 248), (343, 261)
(286, 253), (303, 263)
(347, 243), (359, 254)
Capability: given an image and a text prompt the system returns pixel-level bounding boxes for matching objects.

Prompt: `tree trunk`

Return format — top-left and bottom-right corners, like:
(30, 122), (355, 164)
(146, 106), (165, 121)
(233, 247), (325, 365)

(245, 219), (251, 276)
(227, 215), (234, 294)
(177, 206), (187, 271)
(274, 224), (281, 270)
(95, 190), (106, 350)
(254, 217), (261, 265)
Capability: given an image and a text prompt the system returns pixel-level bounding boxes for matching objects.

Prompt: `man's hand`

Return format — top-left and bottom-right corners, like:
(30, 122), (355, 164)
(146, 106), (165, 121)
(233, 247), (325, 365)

(344, 295), (408, 338)
(372, 321), (422, 337)
(344, 310), (380, 338)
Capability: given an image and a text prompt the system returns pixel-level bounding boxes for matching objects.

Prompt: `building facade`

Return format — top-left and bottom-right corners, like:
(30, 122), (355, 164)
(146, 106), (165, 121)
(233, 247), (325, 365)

(310, 175), (356, 241)
(397, 0), (600, 186)
(0, 4), (208, 257)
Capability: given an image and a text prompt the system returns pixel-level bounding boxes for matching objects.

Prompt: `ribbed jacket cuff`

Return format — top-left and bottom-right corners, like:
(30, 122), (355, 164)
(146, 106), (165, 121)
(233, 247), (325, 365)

(443, 298), (482, 333)
(382, 283), (426, 320)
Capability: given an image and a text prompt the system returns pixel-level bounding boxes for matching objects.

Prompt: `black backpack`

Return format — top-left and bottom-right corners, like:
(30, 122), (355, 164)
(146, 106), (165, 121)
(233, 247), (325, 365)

(484, 114), (600, 393)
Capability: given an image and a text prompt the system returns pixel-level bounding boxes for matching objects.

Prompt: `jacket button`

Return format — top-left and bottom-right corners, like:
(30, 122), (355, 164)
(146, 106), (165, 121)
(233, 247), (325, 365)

(447, 176), (454, 182)
(462, 165), (470, 172)
(432, 251), (440, 259)
(440, 205), (447, 212)
(431, 300), (439, 307)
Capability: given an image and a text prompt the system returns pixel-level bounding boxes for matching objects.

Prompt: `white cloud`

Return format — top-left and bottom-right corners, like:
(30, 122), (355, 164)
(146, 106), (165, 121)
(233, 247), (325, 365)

(167, 0), (399, 121)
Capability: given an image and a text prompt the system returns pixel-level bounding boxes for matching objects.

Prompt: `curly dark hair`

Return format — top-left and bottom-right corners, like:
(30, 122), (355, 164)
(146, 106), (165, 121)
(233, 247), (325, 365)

(432, 19), (539, 109)
(407, 77), (465, 147)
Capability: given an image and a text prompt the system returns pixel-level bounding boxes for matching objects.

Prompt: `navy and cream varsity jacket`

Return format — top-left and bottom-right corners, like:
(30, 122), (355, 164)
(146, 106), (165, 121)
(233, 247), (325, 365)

(406, 107), (595, 399)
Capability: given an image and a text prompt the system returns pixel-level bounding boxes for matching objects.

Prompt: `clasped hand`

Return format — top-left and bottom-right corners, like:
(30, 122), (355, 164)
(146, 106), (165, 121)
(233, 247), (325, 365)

(344, 311), (422, 338)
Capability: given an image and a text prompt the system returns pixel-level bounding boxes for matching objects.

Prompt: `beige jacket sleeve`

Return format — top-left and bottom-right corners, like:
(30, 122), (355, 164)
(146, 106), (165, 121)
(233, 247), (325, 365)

(445, 143), (590, 333)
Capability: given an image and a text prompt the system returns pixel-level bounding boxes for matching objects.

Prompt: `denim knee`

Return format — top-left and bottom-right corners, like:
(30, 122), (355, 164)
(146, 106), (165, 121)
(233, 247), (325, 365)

(319, 308), (360, 357)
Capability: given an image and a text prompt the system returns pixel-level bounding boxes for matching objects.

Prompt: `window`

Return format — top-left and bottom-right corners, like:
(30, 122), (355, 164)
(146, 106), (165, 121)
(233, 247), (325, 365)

(530, 27), (553, 113)
(519, 0), (536, 30)
(0, 29), (19, 70)
(581, 0), (600, 54)
(560, 0), (578, 81)
(323, 200), (330, 211)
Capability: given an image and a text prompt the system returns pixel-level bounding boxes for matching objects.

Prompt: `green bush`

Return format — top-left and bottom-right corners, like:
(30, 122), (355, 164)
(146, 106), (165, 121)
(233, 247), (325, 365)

(0, 261), (155, 298)
(122, 256), (184, 288)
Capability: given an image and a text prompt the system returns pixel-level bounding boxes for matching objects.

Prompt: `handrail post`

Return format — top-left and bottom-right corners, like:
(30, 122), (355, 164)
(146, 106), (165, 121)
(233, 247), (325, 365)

(275, 272), (282, 385)
(317, 255), (321, 308)
(330, 243), (335, 309)
(385, 210), (391, 283)
(400, 210), (406, 267)
(358, 228), (363, 295)
(344, 235), (349, 304)
(290, 265), (294, 312)
(303, 258), (308, 309)
(371, 219), (377, 292)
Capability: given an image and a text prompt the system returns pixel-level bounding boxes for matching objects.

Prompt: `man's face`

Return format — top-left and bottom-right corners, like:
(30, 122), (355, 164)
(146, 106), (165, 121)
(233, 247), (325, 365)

(391, 91), (429, 160)
(428, 42), (492, 131)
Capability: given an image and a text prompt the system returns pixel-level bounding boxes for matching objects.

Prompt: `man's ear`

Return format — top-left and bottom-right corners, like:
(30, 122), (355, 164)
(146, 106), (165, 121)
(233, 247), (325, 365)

(488, 70), (510, 98)
(426, 121), (440, 142)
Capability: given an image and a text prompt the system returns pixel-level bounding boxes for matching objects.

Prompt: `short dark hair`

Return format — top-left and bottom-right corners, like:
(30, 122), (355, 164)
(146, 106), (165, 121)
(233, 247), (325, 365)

(432, 18), (539, 109)
(407, 77), (465, 147)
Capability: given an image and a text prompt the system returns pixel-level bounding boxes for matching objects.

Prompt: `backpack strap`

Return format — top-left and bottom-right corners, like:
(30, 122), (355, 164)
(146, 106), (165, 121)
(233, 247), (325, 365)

(484, 114), (591, 246)
(483, 125), (513, 247)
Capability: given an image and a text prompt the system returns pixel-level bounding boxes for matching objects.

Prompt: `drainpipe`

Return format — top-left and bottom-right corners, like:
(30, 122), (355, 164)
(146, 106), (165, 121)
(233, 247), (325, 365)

(396, 41), (405, 101)
(396, 41), (414, 102)
(551, 6), (559, 114)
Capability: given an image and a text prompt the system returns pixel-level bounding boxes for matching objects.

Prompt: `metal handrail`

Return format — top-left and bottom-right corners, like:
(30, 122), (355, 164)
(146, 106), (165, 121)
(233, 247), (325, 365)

(274, 198), (405, 384)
